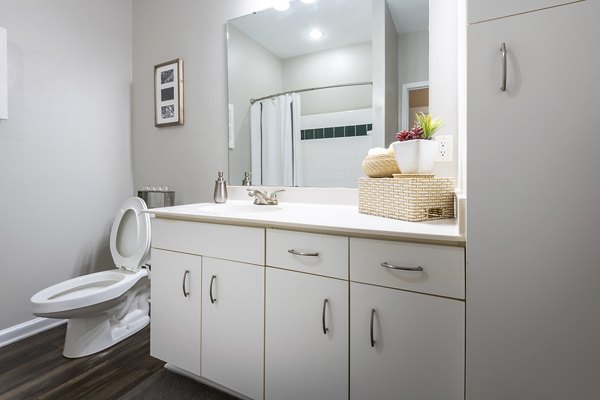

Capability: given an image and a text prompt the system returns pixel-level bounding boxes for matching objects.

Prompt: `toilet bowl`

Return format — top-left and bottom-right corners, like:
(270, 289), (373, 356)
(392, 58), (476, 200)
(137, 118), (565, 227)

(30, 197), (152, 358)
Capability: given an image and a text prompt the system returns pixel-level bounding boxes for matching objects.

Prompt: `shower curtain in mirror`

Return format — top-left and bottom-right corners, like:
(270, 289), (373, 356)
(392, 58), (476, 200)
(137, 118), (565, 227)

(250, 93), (302, 186)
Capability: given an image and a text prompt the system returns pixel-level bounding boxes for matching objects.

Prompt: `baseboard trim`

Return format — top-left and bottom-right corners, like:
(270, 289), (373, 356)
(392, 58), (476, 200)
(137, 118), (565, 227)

(0, 317), (67, 349)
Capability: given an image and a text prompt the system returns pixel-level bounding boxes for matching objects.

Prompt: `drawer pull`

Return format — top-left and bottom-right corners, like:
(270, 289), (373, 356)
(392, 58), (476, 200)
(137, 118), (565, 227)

(322, 298), (329, 335)
(288, 249), (319, 257)
(380, 262), (423, 272)
(209, 275), (217, 304)
(370, 308), (376, 348)
(182, 270), (190, 297)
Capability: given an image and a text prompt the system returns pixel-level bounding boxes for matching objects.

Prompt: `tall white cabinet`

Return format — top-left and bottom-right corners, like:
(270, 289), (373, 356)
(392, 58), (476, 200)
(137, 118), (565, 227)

(467, 1), (600, 399)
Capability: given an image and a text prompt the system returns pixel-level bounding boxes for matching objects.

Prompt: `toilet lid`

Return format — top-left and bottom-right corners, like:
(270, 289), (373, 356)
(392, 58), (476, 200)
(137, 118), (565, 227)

(109, 197), (151, 271)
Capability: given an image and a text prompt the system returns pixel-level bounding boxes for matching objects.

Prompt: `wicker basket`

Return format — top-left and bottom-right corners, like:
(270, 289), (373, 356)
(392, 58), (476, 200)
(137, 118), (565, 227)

(361, 153), (401, 178)
(358, 176), (455, 222)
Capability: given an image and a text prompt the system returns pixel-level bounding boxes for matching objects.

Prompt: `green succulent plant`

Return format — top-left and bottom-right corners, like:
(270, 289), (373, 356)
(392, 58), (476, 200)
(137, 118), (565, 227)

(415, 112), (444, 139)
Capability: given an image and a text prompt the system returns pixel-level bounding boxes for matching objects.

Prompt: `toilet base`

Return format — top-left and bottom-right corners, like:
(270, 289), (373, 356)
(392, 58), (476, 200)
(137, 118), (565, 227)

(63, 282), (150, 358)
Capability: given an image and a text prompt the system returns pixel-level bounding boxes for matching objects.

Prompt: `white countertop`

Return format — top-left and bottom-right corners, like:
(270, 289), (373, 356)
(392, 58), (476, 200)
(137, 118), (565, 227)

(146, 200), (465, 245)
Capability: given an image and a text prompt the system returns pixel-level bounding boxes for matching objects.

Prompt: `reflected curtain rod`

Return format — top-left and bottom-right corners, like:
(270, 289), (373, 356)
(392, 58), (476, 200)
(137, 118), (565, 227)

(249, 81), (373, 104)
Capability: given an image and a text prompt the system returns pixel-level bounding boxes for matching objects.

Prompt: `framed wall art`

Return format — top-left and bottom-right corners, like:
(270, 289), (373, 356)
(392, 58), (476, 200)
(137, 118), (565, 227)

(154, 58), (183, 127)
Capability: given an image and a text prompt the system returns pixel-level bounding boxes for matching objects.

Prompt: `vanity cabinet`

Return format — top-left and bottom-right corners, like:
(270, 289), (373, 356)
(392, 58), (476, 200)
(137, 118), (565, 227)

(265, 267), (348, 400)
(350, 238), (465, 400)
(201, 257), (264, 400)
(350, 282), (464, 400)
(150, 217), (466, 399)
(468, 0), (578, 24)
(150, 219), (265, 399)
(150, 248), (202, 376)
(265, 228), (349, 400)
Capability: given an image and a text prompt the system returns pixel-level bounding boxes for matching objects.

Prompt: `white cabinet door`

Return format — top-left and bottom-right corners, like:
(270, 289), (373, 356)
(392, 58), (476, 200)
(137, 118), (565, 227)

(265, 268), (348, 400)
(350, 282), (464, 400)
(468, 0), (579, 24)
(468, 2), (600, 399)
(150, 249), (201, 376)
(201, 258), (264, 400)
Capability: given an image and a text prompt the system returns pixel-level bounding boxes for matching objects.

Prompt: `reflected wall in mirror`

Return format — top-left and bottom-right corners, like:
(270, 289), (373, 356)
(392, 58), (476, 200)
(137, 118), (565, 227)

(227, 0), (429, 188)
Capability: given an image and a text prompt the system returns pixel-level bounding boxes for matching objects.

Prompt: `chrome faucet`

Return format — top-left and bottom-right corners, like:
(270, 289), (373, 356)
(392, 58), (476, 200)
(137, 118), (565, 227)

(247, 189), (285, 205)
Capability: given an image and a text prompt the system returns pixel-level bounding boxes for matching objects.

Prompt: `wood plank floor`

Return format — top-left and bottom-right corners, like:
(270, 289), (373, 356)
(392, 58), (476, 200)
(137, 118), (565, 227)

(0, 324), (164, 400)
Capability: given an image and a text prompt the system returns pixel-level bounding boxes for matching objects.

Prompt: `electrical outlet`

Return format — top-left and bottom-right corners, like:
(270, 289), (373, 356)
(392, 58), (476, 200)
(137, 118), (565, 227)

(435, 135), (453, 162)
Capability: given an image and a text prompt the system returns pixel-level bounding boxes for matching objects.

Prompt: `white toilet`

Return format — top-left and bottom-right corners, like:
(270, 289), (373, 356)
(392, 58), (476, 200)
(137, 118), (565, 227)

(31, 197), (152, 358)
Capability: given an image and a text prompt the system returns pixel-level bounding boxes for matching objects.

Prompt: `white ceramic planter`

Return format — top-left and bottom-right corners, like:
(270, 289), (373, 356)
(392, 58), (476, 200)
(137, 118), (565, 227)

(392, 139), (439, 174)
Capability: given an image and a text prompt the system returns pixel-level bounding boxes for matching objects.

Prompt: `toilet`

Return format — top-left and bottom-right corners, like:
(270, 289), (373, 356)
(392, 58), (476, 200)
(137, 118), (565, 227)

(31, 197), (152, 358)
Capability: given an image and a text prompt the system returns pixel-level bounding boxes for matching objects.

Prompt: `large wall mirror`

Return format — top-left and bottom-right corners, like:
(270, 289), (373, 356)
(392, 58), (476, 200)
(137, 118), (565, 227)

(227, 0), (429, 188)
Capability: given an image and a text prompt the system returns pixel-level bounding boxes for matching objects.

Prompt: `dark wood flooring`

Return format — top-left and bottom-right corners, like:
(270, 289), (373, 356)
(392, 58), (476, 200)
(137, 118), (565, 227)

(0, 324), (164, 400)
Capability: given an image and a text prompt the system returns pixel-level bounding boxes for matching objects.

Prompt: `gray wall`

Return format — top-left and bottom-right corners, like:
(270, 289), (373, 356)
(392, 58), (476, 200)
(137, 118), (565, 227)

(372, 0), (399, 148)
(227, 25), (283, 186)
(397, 29), (429, 128)
(132, 0), (267, 204)
(0, 0), (133, 329)
(282, 42), (372, 116)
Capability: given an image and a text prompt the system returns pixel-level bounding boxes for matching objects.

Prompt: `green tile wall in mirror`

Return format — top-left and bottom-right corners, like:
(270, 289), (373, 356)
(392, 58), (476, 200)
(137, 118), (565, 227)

(227, 0), (428, 188)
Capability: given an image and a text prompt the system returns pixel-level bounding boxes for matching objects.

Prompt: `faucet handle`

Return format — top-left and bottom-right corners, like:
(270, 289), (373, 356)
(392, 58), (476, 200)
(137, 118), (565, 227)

(269, 189), (285, 200)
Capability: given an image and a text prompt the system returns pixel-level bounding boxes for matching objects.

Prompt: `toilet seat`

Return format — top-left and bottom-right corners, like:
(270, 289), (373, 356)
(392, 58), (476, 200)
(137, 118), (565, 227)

(110, 197), (151, 271)
(30, 269), (146, 316)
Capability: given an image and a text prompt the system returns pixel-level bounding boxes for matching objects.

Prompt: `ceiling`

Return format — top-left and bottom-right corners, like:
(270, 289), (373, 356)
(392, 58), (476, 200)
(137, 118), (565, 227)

(229, 0), (428, 59)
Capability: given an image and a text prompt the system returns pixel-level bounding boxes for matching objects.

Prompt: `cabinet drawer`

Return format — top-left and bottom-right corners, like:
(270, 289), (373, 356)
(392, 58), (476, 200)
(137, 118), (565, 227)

(350, 238), (464, 299)
(266, 229), (348, 279)
(152, 218), (264, 265)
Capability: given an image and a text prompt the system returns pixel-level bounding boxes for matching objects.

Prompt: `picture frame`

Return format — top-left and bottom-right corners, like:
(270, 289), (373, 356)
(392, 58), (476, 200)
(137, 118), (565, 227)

(154, 58), (183, 127)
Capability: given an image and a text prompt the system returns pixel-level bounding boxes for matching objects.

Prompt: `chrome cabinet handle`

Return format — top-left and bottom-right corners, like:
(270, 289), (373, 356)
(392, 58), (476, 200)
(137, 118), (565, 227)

(182, 270), (190, 297)
(288, 249), (319, 257)
(209, 275), (217, 304)
(322, 298), (329, 334)
(370, 308), (376, 348)
(500, 42), (507, 92)
(380, 262), (423, 272)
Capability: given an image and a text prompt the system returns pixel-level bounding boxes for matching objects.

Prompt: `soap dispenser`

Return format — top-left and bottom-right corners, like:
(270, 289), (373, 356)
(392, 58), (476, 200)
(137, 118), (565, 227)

(242, 171), (252, 186)
(213, 171), (228, 203)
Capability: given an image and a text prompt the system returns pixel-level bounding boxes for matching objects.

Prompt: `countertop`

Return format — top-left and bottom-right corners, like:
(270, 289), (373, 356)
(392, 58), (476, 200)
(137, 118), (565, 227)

(146, 200), (465, 246)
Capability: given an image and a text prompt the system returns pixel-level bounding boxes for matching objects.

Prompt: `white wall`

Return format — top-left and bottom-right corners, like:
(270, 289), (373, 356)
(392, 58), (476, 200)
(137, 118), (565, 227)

(282, 42), (372, 116)
(0, 0), (133, 330)
(0, 27), (6, 119)
(227, 25), (283, 186)
(430, 0), (459, 179)
(132, 0), (271, 204)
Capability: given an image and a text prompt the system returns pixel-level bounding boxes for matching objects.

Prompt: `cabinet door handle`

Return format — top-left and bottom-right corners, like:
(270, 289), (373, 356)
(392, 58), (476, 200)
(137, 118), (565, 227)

(380, 262), (423, 272)
(500, 42), (507, 92)
(182, 270), (190, 297)
(209, 275), (217, 304)
(370, 308), (376, 348)
(322, 298), (329, 334)
(288, 249), (319, 257)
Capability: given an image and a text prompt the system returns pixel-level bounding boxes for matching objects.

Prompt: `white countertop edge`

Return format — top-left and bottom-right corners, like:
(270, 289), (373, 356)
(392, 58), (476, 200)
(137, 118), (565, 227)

(144, 201), (465, 245)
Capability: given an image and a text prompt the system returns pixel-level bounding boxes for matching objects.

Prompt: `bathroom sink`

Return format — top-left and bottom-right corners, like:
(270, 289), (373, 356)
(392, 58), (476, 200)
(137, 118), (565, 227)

(197, 203), (282, 214)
